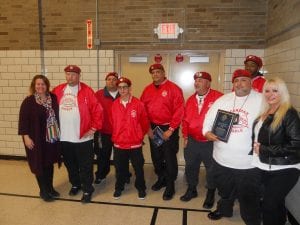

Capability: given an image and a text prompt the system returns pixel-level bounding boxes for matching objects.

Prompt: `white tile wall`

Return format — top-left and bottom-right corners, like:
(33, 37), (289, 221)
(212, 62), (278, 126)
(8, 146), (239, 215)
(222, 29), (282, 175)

(223, 49), (265, 93)
(0, 50), (114, 156)
(264, 35), (300, 111)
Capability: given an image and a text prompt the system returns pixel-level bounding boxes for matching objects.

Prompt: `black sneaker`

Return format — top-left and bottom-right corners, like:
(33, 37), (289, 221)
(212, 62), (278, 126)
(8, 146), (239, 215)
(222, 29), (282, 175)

(113, 190), (122, 199)
(138, 190), (146, 200)
(69, 186), (81, 196)
(81, 192), (92, 203)
(94, 177), (105, 184)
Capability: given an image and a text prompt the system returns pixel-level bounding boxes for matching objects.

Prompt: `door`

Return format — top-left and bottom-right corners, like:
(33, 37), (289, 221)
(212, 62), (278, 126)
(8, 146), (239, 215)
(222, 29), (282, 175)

(115, 51), (223, 165)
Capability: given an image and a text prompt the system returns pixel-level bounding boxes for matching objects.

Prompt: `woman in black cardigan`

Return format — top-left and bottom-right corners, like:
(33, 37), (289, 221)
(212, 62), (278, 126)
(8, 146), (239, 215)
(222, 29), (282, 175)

(18, 75), (61, 202)
(252, 77), (300, 225)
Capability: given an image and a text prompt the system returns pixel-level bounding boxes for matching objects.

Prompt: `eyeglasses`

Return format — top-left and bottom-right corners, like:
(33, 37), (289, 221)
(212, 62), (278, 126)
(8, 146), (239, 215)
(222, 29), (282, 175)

(118, 86), (129, 90)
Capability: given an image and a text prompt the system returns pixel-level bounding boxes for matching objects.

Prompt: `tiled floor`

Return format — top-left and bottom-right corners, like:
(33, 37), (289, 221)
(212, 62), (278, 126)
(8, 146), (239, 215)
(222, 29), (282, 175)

(0, 159), (244, 225)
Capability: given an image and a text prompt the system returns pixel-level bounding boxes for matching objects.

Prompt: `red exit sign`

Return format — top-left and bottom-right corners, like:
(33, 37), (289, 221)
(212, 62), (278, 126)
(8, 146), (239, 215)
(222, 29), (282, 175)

(154, 23), (183, 39)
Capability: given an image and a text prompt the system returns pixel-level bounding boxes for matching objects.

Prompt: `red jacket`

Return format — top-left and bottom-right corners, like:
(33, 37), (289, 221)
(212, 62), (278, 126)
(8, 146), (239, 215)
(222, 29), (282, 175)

(110, 96), (149, 149)
(95, 87), (119, 134)
(140, 79), (184, 130)
(252, 76), (266, 93)
(182, 89), (223, 142)
(52, 82), (103, 138)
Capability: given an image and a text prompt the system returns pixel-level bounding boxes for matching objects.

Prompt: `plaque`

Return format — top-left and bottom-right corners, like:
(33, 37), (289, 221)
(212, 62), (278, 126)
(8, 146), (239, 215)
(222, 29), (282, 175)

(212, 109), (236, 142)
(152, 126), (164, 147)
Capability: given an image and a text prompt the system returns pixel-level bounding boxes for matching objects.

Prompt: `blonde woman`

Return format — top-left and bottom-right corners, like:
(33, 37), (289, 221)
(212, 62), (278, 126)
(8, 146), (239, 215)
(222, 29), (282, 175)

(252, 77), (300, 225)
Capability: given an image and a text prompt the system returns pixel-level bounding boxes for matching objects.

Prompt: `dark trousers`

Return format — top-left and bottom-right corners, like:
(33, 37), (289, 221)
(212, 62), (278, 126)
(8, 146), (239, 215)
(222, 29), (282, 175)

(94, 132), (113, 179)
(113, 147), (146, 191)
(149, 124), (179, 183)
(61, 140), (94, 193)
(261, 168), (300, 225)
(35, 164), (55, 194)
(212, 160), (262, 225)
(184, 137), (214, 189)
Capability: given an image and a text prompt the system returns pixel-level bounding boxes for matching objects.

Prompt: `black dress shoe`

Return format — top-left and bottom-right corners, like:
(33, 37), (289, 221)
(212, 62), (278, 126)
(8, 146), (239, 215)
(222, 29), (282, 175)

(69, 186), (81, 196)
(208, 210), (232, 220)
(180, 188), (197, 202)
(81, 192), (92, 203)
(202, 189), (215, 209)
(48, 189), (60, 198)
(151, 178), (166, 191)
(163, 189), (175, 201)
(40, 192), (54, 202)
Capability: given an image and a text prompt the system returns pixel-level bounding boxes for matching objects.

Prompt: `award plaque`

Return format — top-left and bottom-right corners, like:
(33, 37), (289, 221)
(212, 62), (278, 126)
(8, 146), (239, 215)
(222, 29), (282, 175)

(152, 126), (164, 147)
(212, 109), (236, 142)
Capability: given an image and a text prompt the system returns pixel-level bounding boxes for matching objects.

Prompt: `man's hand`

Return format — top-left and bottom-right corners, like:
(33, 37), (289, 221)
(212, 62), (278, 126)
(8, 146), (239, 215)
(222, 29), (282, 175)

(163, 130), (173, 141)
(204, 131), (219, 142)
(82, 128), (96, 139)
(147, 128), (154, 139)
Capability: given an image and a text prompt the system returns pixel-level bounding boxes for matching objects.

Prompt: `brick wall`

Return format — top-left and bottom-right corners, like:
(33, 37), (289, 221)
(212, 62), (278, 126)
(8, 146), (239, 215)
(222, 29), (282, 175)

(266, 0), (300, 47)
(0, 0), (267, 50)
(223, 49), (265, 92)
(264, 36), (300, 111)
(0, 50), (113, 156)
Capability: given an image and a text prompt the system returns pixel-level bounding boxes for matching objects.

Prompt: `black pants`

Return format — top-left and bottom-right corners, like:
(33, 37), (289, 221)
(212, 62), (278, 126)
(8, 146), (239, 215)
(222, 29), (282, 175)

(113, 147), (146, 192)
(149, 124), (179, 183)
(94, 132), (113, 179)
(184, 137), (214, 189)
(212, 160), (261, 225)
(61, 140), (94, 193)
(261, 168), (300, 225)
(35, 164), (55, 194)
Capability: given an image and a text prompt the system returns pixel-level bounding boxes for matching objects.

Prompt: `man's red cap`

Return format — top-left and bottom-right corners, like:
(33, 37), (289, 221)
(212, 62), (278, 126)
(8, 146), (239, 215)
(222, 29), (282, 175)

(244, 55), (263, 69)
(149, 63), (165, 73)
(117, 77), (132, 87)
(193, 71), (212, 81)
(105, 72), (118, 80)
(64, 65), (81, 74)
(232, 69), (252, 83)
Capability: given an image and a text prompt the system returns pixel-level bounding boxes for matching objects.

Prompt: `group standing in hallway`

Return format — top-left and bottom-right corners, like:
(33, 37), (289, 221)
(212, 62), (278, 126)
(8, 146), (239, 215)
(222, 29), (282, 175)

(18, 55), (300, 225)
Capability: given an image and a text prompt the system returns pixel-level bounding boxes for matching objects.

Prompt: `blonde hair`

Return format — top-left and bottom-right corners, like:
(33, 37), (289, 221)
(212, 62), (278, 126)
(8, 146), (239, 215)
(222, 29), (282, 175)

(259, 77), (291, 131)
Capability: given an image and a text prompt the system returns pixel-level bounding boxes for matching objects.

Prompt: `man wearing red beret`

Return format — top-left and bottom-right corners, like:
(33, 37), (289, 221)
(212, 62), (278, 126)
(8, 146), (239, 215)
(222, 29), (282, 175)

(110, 77), (149, 200)
(202, 69), (262, 224)
(244, 55), (266, 92)
(140, 63), (184, 200)
(52, 65), (103, 203)
(180, 72), (223, 209)
(94, 72), (119, 184)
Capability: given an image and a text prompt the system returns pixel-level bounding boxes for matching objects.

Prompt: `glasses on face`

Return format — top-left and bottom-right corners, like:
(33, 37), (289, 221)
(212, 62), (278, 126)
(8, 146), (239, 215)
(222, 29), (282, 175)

(118, 85), (129, 90)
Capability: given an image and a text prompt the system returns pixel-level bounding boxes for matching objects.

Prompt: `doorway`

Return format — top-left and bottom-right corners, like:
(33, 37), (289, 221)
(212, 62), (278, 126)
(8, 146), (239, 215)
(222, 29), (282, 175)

(115, 51), (224, 165)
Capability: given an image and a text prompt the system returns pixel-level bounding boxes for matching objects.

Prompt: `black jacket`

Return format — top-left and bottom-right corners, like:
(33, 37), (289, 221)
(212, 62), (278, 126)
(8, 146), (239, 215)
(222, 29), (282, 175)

(252, 107), (300, 165)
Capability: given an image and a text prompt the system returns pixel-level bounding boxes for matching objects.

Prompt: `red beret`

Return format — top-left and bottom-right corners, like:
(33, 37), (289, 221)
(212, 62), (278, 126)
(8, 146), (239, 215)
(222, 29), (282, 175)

(232, 69), (252, 83)
(149, 63), (165, 73)
(117, 77), (132, 87)
(244, 55), (263, 69)
(193, 71), (212, 81)
(64, 65), (81, 74)
(105, 72), (118, 80)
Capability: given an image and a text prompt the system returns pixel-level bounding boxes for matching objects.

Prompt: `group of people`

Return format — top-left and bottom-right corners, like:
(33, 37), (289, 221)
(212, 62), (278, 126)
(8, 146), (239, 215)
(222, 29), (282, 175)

(18, 55), (300, 225)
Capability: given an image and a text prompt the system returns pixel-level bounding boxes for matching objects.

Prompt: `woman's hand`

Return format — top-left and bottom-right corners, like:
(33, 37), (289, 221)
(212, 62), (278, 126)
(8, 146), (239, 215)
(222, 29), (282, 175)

(253, 142), (261, 155)
(23, 135), (34, 150)
(163, 130), (173, 141)
(204, 131), (219, 141)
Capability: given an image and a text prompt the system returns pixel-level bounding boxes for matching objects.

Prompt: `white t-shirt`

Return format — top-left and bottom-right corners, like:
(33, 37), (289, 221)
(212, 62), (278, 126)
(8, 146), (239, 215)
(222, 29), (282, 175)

(203, 90), (262, 169)
(59, 85), (93, 143)
(252, 119), (300, 171)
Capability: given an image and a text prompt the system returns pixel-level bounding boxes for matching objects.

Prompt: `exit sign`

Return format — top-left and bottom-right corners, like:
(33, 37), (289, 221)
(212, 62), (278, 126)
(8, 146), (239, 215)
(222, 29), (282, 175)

(154, 23), (183, 39)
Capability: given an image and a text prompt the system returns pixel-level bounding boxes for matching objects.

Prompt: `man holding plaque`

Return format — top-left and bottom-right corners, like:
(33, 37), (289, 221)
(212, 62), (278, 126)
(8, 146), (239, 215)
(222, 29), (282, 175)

(140, 63), (184, 200)
(180, 72), (223, 209)
(203, 69), (262, 225)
